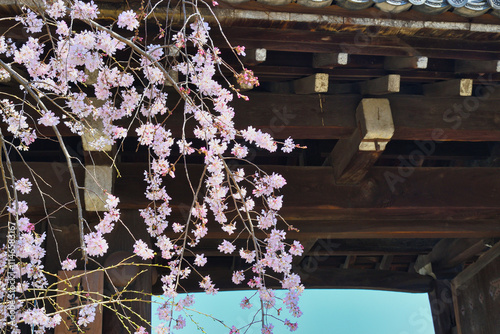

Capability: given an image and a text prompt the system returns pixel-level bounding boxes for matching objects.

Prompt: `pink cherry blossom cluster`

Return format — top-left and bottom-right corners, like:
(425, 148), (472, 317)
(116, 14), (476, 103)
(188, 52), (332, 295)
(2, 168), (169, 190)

(0, 99), (36, 150)
(235, 68), (260, 89)
(0, 177), (61, 331)
(0, 1), (304, 333)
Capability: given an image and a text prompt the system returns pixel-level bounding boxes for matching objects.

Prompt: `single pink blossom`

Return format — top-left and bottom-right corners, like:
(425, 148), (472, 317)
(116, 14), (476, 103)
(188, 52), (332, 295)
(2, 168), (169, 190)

(194, 253), (207, 267)
(133, 239), (154, 260)
(232, 271), (245, 285)
(218, 240), (235, 254)
(61, 258), (77, 271)
(15, 178), (32, 194)
(84, 232), (109, 257)
(240, 296), (252, 309)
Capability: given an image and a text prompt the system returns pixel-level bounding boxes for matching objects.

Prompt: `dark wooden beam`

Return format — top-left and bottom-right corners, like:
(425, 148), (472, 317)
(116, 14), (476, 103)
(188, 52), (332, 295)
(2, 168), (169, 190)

(231, 92), (500, 141)
(297, 267), (434, 292)
(6, 91), (500, 141)
(218, 27), (500, 60)
(328, 82), (358, 94)
(114, 165), (500, 222)
(36, 209), (500, 262)
(252, 66), (500, 82)
(430, 239), (487, 271)
(292, 220), (500, 239)
(455, 59), (500, 74)
(150, 265), (435, 293)
(5, 163), (500, 239)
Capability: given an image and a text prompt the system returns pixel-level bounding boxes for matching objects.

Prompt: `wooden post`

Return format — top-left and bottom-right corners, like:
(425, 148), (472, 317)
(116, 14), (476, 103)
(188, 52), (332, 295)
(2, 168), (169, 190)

(293, 73), (329, 94)
(329, 98), (394, 184)
(428, 280), (456, 334)
(423, 79), (473, 97)
(452, 241), (500, 334)
(359, 74), (400, 95)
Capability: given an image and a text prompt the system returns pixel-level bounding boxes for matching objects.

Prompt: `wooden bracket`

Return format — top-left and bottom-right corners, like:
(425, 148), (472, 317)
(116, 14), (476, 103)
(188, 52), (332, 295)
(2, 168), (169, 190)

(423, 78), (473, 97)
(293, 73), (329, 94)
(455, 59), (500, 74)
(329, 98), (394, 184)
(384, 56), (428, 70)
(313, 53), (349, 69)
(359, 74), (400, 95)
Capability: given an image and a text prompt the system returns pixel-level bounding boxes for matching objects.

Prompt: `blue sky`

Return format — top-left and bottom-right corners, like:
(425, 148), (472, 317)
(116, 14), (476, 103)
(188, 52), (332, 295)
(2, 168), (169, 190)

(152, 289), (435, 334)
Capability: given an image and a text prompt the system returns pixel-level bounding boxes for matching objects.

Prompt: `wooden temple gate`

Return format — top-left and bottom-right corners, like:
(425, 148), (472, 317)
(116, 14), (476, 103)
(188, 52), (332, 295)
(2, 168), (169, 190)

(2, 0), (500, 332)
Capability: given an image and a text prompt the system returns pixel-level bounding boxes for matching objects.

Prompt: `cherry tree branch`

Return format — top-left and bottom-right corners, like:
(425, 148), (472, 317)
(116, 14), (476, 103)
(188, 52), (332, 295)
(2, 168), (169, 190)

(0, 59), (87, 262)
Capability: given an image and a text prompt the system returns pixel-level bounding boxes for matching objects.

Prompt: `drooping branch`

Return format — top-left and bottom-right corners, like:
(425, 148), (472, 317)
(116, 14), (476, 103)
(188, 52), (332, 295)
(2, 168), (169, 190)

(0, 59), (87, 262)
